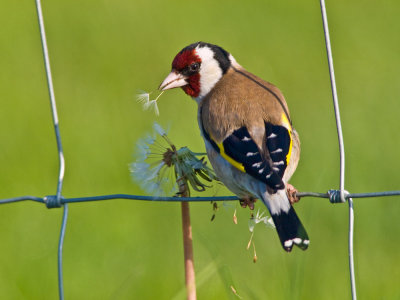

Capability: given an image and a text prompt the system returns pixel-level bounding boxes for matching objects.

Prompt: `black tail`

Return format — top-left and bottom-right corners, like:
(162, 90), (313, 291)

(271, 206), (309, 252)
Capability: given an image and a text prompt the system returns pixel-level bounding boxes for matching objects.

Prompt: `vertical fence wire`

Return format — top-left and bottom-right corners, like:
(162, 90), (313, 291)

(348, 198), (356, 300)
(34, 1), (67, 299)
(319, 1), (357, 299)
(319, 0), (346, 202)
(58, 204), (68, 299)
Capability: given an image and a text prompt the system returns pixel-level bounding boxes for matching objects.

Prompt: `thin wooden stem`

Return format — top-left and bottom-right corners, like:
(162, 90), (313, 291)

(178, 175), (196, 300)
(181, 201), (196, 300)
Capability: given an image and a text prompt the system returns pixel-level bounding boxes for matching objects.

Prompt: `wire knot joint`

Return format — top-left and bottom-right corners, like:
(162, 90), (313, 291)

(44, 195), (64, 208)
(328, 189), (349, 203)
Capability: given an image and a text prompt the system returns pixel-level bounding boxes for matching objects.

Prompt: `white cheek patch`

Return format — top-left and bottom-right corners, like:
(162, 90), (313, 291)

(229, 54), (241, 68)
(195, 46), (223, 99)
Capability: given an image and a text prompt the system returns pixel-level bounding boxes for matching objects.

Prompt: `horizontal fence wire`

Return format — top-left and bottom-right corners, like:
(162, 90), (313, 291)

(1, 190), (400, 206)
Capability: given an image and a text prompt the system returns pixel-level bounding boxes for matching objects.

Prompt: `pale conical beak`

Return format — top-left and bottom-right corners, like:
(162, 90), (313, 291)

(159, 71), (188, 91)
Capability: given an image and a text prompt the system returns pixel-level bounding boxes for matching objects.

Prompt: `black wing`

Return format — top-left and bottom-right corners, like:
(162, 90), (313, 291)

(202, 123), (292, 193)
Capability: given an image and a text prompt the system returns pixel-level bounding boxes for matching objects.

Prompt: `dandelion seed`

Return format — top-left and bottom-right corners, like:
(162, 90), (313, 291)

(136, 90), (150, 104)
(230, 286), (243, 299)
(264, 216), (275, 228)
(153, 90), (165, 102)
(145, 161), (165, 181)
(143, 134), (156, 145)
(153, 122), (166, 136)
(136, 90), (164, 116)
(247, 231), (254, 250)
(136, 141), (151, 161)
(248, 209), (274, 232)
(248, 217), (256, 233)
(245, 209), (274, 254)
(144, 100), (159, 116)
(252, 241), (257, 263)
(129, 162), (150, 178)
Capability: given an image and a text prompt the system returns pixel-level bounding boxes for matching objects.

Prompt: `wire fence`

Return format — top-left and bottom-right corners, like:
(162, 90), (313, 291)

(1, 1), (399, 299)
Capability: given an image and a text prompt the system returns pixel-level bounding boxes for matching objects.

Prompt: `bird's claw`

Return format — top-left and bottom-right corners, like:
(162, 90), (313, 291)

(239, 197), (257, 210)
(287, 183), (300, 204)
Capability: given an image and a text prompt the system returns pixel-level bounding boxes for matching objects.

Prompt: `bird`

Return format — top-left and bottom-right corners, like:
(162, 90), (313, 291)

(159, 42), (309, 252)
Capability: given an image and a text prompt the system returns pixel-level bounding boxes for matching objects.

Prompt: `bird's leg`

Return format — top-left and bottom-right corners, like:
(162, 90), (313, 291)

(239, 196), (257, 210)
(286, 183), (300, 204)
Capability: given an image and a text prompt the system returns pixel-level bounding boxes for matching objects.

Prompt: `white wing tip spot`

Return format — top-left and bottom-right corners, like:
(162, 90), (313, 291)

(293, 238), (302, 245)
(284, 240), (293, 248)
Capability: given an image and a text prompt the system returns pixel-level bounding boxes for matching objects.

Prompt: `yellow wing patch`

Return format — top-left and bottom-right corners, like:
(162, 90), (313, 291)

(281, 113), (293, 165)
(216, 142), (246, 173)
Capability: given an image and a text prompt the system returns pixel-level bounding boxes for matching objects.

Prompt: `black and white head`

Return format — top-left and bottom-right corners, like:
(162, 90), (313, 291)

(159, 42), (239, 101)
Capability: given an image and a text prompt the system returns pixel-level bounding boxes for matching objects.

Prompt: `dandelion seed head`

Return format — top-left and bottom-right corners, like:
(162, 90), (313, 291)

(131, 122), (217, 197)
(131, 125), (176, 196)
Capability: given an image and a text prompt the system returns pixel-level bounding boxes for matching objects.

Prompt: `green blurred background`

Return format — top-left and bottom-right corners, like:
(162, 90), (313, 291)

(1, 0), (400, 299)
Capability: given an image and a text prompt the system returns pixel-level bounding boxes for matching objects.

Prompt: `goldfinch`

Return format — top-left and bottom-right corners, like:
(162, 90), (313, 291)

(159, 42), (309, 252)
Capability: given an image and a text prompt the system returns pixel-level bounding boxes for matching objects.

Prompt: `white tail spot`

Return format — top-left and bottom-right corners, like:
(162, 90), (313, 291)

(293, 238), (302, 245)
(284, 240), (293, 248)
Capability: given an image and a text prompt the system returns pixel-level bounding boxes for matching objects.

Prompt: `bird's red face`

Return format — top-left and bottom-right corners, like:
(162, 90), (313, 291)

(159, 48), (202, 97)
(159, 42), (232, 100)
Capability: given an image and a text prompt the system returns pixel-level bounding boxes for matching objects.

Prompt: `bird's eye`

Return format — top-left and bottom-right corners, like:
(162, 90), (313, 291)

(189, 62), (200, 72)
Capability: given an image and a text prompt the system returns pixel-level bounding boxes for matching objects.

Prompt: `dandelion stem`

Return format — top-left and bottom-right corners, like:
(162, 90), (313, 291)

(179, 180), (197, 300)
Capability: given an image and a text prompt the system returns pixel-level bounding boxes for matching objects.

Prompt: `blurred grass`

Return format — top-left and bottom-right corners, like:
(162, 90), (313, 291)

(1, 0), (400, 299)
